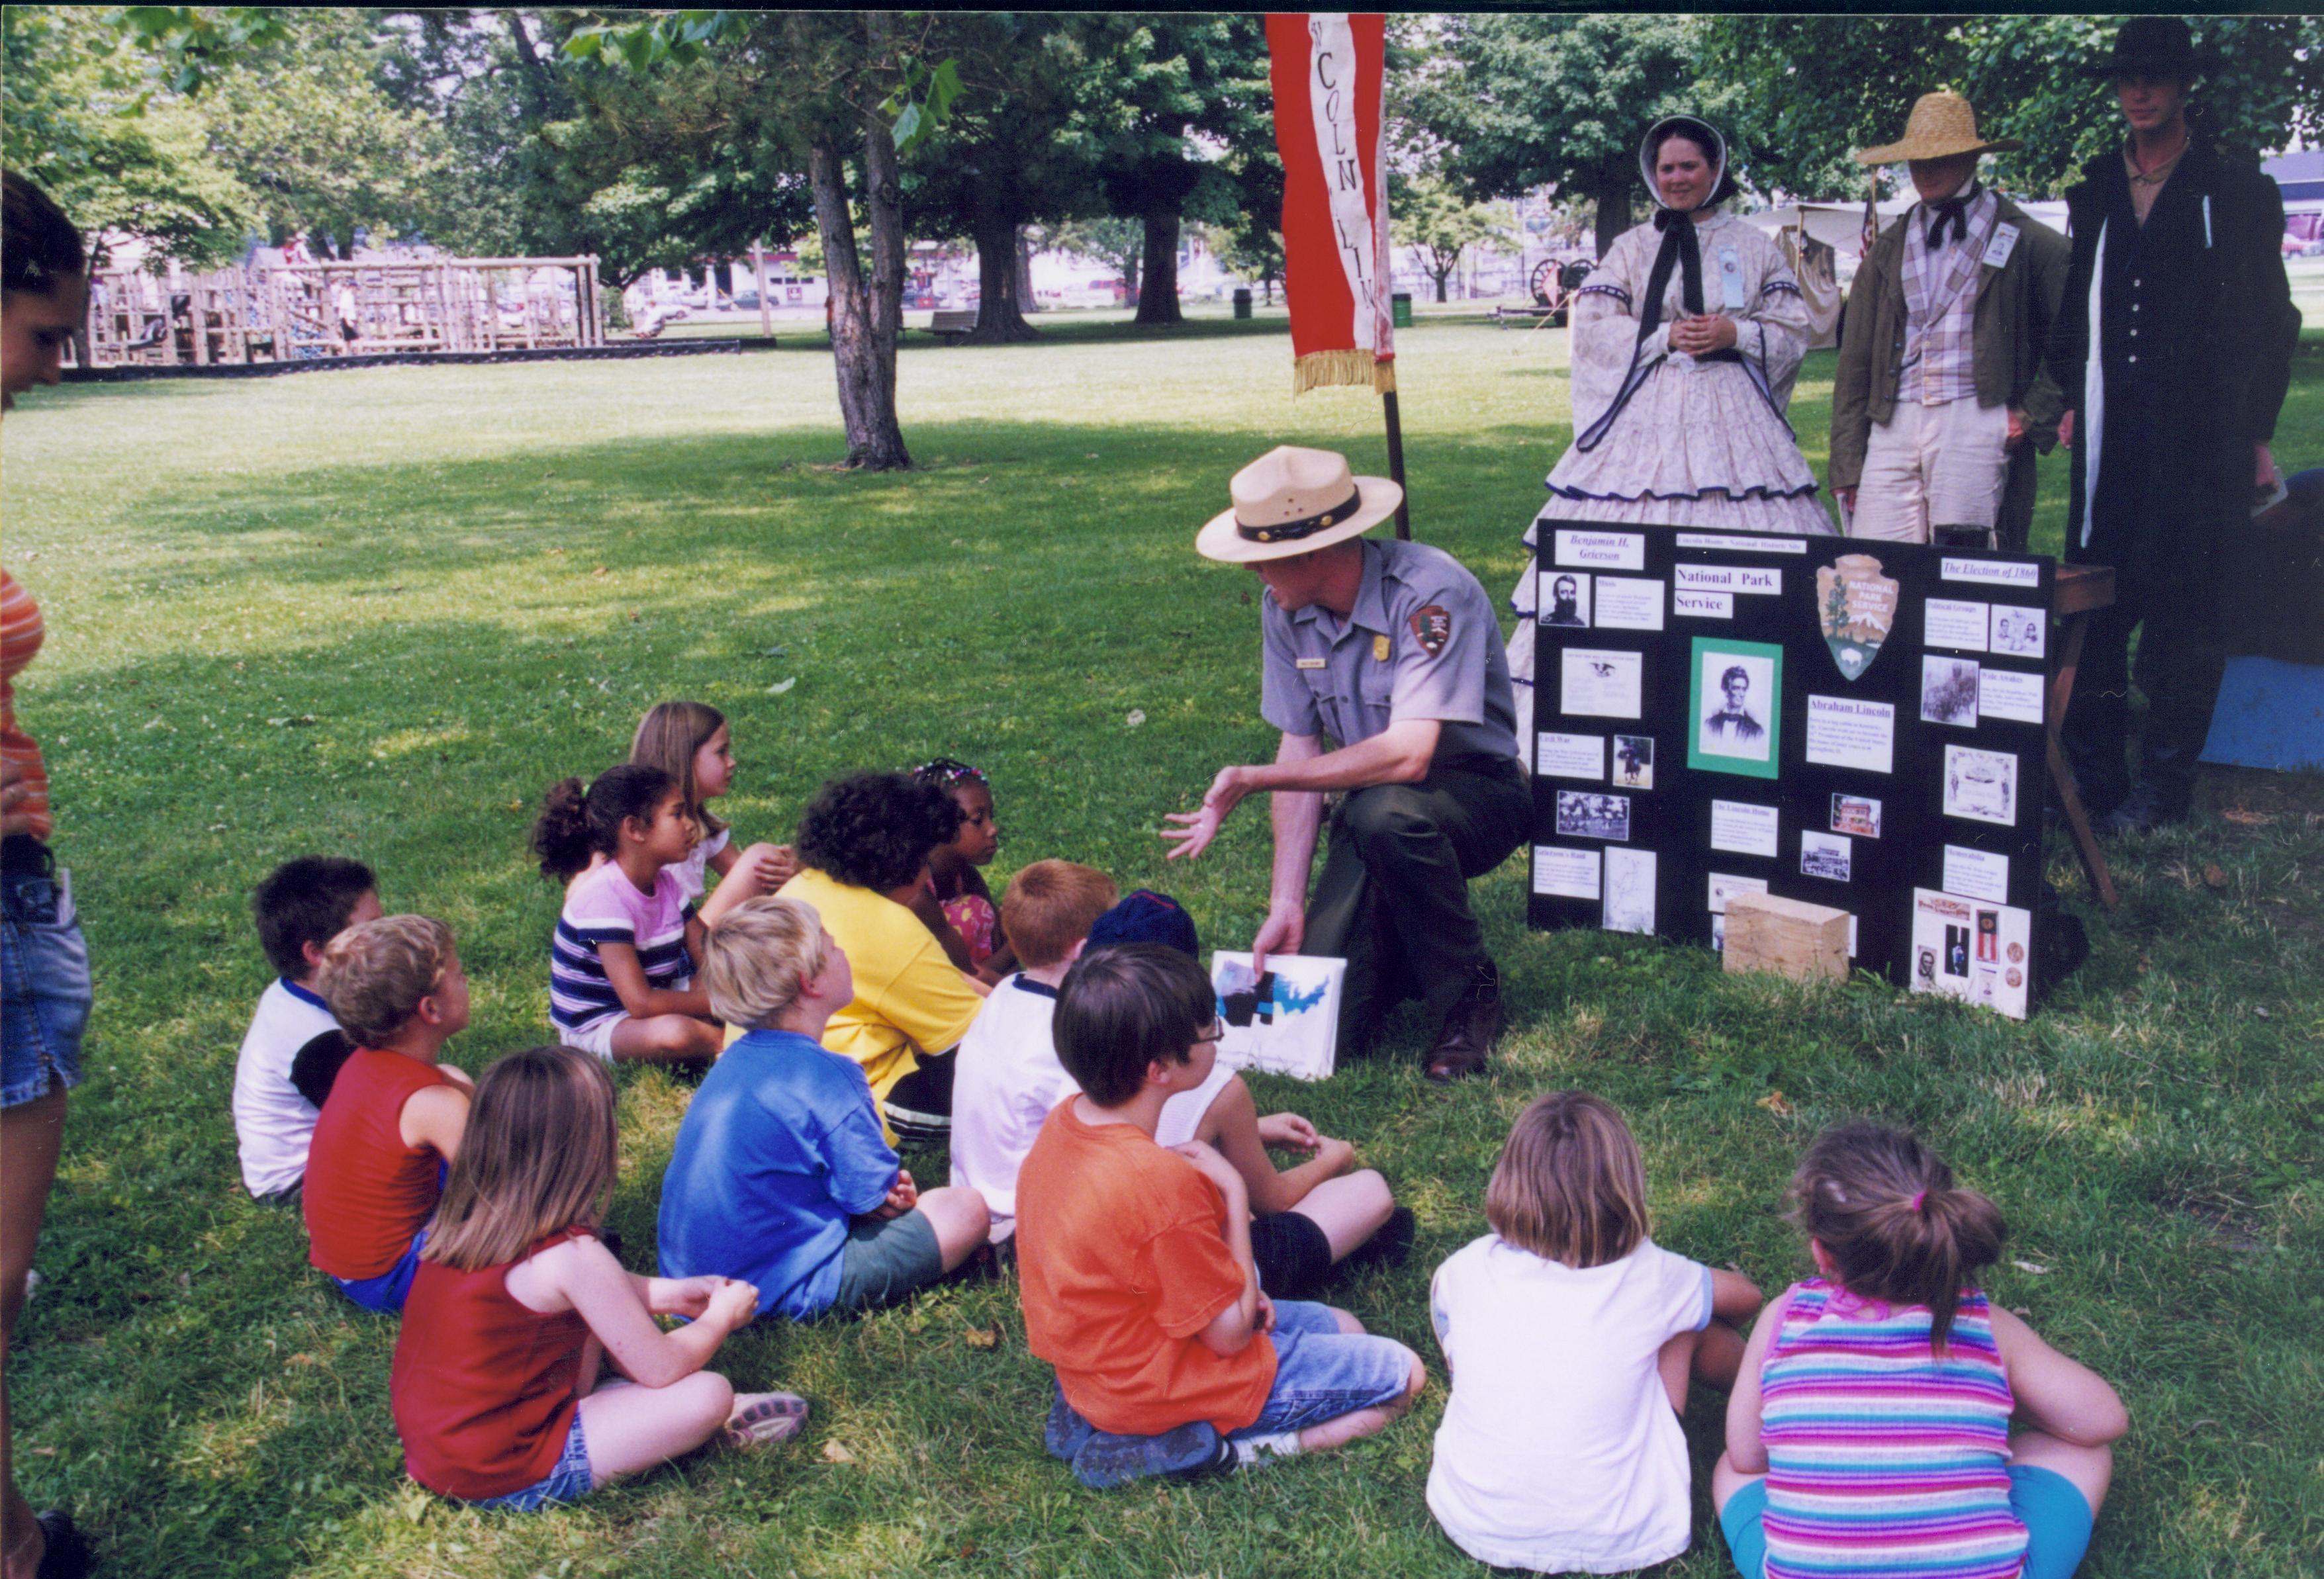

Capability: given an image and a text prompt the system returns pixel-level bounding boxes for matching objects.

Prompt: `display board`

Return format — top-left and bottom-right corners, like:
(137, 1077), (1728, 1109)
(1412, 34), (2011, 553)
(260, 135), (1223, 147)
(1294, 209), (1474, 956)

(1528, 526), (2052, 1018)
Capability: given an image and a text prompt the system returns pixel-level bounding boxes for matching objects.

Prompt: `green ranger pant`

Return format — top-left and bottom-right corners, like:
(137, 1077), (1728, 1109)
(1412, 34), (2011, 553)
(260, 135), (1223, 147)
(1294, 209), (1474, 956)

(1301, 754), (1532, 1051)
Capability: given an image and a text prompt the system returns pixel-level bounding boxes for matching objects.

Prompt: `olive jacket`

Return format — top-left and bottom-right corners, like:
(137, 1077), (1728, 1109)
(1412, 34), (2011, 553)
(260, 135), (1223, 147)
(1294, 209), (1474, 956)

(1829, 193), (2071, 491)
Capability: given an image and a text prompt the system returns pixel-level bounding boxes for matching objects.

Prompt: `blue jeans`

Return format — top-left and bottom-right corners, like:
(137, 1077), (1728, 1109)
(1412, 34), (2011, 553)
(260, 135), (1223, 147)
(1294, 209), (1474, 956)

(1229, 1300), (1414, 1440)
(1, 859), (91, 1109)
(468, 1411), (593, 1512)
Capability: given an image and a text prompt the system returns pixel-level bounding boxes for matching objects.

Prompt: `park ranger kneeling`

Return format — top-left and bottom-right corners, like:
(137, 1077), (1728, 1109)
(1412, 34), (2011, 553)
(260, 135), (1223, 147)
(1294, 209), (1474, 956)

(1164, 447), (1530, 1081)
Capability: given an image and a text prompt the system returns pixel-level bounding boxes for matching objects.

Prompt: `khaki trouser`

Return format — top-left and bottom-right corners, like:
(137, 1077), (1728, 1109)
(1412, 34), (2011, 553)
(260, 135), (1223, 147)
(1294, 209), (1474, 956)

(1851, 396), (2010, 545)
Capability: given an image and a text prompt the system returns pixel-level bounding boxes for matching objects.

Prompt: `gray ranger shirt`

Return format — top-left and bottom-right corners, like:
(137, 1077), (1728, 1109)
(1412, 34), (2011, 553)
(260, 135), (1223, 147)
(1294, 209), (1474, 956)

(1259, 538), (1519, 762)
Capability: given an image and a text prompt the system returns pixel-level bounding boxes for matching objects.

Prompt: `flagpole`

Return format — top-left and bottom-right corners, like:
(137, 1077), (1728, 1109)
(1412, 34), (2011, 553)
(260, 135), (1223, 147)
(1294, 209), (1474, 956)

(1382, 386), (1411, 539)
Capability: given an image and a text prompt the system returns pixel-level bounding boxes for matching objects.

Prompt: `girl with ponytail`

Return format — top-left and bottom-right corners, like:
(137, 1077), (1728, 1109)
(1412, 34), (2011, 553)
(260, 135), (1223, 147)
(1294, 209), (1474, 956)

(1714, 1124), (2128, 1579)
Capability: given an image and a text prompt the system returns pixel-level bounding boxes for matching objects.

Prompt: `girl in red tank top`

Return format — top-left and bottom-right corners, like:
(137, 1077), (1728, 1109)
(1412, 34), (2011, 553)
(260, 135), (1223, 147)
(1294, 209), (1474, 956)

(393, 1046), (809, 1509)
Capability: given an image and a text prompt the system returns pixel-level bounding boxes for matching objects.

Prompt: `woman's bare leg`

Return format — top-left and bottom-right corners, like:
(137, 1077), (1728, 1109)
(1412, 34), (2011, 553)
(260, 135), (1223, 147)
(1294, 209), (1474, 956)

(2, 1086), (68, 1579)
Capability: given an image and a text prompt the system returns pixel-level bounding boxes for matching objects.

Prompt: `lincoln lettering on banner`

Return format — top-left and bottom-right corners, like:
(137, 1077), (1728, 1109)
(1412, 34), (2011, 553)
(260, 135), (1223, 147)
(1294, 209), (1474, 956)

(1307, 13), (1377, 351)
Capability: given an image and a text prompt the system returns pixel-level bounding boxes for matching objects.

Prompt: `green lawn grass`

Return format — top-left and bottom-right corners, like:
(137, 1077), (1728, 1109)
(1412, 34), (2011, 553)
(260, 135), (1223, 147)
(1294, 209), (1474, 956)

(4, 316), (2321, 1578)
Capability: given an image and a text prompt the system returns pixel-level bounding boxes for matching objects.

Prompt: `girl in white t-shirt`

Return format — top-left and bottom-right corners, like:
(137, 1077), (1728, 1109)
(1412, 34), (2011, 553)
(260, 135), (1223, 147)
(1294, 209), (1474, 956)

(629, 701), (795, 905)
(1427, 1091), (1763, 1574)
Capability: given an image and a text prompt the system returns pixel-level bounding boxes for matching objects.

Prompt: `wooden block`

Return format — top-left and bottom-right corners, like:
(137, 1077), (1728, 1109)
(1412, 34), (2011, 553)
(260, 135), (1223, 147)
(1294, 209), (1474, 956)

(1722, 893), (1849, 983)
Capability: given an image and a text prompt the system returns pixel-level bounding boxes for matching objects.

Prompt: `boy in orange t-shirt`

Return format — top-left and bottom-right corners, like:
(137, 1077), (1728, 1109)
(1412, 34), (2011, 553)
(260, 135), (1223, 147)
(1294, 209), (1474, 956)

(1015, 944), (1424, 1473)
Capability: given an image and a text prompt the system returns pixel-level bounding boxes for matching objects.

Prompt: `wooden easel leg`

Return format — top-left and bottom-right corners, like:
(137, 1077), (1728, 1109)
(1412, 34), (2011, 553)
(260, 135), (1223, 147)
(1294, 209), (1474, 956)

(2047, 611), (2119, 909)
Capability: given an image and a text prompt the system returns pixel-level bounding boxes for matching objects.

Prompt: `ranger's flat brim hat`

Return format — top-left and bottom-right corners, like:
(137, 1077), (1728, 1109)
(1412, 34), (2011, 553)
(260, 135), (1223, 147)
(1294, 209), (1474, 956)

(1196, 445), (1403, 564)
(1855, 91), (2022, 165)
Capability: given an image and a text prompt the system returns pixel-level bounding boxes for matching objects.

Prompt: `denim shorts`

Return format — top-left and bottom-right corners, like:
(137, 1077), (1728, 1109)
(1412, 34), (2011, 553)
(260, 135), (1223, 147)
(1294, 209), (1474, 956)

(829, 1208), (945, 1314)
(1229, 1299), (1415, 1440)
(468, 1410), (594, 1512)
(2, 860), (91, 1109)
(1719, 1465), (2094, 1579)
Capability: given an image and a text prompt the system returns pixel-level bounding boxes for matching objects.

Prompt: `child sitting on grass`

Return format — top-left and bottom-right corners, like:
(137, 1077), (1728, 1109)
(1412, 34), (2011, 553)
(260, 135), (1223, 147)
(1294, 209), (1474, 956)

(1716, 1124), (2127, 1579)
(304, 915), (474, 1312)
(532, 764), (723, 1063)
(908, 757), (1011, 982)
(1017, 944), (1425, 1476)
(775, 772), (990, 1145)
(658, 896), (989, 1320)
(629, 700), (795, 904)
(1426, 1090), (1762, 1573)
(232, 855), (379, 1200)
(393, 1044), (806, 1513)
(953, 878), (1403, 1296)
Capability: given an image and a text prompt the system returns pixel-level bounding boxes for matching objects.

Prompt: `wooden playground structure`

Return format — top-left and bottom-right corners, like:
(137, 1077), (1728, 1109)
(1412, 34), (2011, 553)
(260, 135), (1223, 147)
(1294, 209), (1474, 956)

(76, 254), (608, 368)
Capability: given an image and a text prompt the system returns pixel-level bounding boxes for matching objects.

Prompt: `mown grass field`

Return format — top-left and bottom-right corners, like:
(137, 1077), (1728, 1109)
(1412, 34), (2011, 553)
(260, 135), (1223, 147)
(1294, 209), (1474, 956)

(4, 312), (2321, 1578)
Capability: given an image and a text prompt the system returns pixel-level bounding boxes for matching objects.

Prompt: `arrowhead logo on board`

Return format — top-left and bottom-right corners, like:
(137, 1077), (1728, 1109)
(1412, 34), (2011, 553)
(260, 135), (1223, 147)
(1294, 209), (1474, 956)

(1816, 553), (1898, 681)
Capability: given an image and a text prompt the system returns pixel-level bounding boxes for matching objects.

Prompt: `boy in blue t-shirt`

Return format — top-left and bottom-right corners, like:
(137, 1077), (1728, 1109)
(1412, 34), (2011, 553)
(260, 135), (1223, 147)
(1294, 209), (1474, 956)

(659, 897), (989, 1318)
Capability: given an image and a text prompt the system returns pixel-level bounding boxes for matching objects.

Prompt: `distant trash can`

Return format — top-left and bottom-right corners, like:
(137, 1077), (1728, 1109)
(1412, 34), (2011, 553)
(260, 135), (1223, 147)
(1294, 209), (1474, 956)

(1391, 291), (1413, 328)
(1232, 287), (1253, 320)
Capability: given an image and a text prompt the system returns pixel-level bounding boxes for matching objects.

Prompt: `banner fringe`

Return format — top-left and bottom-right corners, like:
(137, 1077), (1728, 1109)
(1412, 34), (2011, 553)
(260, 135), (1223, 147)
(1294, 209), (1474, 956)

(1292, 350), (1397, 396)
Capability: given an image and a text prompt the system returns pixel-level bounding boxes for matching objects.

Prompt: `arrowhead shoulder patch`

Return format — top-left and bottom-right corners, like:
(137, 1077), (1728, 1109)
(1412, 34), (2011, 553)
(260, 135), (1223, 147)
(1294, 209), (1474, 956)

(1409, 604), (1452, 656)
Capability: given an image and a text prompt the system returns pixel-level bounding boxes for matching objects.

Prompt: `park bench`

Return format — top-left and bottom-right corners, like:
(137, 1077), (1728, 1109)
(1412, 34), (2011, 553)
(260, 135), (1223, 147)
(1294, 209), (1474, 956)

(929, 308), (978, 342)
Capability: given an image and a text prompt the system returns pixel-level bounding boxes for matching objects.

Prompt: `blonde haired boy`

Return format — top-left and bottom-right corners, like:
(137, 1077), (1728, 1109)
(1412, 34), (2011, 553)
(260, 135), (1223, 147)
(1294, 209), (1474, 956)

(660, 897), (988, 1320)
(303, 914), (475, 1311)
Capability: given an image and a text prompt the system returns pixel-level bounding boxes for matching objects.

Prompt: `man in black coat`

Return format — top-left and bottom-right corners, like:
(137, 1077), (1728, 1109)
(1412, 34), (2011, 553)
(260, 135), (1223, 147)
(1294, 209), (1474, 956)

(2049, 18), (2300, 833)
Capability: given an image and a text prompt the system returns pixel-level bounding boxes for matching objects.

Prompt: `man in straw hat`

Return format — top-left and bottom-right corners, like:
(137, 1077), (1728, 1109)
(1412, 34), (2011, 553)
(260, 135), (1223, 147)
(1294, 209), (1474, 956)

(1831, 90), (2069, 548)
(2049, 17), (2298, 834)
(1163, 447), (1528, 1081)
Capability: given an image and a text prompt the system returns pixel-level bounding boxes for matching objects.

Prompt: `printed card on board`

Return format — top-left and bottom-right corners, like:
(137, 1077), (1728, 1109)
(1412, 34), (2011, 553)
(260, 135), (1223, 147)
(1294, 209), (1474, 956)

(1555, 791), (1631, 842)
(1536, 732), (1605, 781)
(1209, 952), (1344, 1081)
(1689, 637), (1783, 779)
(1988, 605), (2046, 658)
(1908, 889), (2029, 1019)
(1603, 848), (1656, 934)
(1612, 734), (1655, 790)
(1921, 655), (1982, 727)
(1801, 831), (1853, 881)
(1593, 576), (1667, 631)
(1943, 744), (2019, 827)
(1540, 570), (1592, 629)
(1561, 648), (1644, 719)
(1532, 845), (1602, 899)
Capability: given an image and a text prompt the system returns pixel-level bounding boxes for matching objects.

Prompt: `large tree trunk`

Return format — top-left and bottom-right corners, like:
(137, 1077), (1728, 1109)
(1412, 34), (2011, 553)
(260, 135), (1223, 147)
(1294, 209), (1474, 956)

(1014, 226), (1035, 312)
(1133, 208), (1182, 325)
(809, 129), (910, 470)
(1593, 164), (1634, 260)
(966, 204), (1038, 343)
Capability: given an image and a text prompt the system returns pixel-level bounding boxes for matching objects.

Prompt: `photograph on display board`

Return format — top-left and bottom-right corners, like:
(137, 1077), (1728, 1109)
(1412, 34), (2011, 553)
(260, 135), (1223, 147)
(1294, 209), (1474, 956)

(1800, 832), (1853, 881)
(1687, 637), (1783, 779)
(1921, 654), (1982, 727)
(1613, 734), (1655, 790)
(1540, 570), (1591, 628)
(1943, 744), (2020, 827)
(1909, 889), (2030, 1018)
(1603, 848), (1656, 934)
(1831, 793), (1883, 838)
(1988, 604), (2046, 658)
(1554, 791), (1631, 842)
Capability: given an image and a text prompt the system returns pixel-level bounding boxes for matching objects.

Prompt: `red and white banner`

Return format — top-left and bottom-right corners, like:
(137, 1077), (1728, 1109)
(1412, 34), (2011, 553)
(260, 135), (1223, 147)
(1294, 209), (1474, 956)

(1266, 13), (1393, 394)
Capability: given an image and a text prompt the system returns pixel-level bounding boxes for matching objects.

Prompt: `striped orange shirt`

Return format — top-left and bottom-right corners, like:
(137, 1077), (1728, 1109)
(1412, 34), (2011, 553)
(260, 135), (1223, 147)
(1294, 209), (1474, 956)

(1, 568), (52, 840)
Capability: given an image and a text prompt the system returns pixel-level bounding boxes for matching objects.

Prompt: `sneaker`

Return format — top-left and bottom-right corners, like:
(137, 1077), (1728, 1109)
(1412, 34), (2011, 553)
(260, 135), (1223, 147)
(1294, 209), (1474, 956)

(2100, 780), (2188, 836)
(1072, 1420), (1236, 1489)
(1346, 1205), (1417, 1271)
(721, 1391), (810, 1449)
(34, 1510), (92, 1579)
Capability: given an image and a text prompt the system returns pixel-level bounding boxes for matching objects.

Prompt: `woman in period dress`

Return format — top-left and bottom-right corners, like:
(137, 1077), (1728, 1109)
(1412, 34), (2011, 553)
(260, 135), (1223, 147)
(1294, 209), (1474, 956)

(1509, 115), (1832, 742)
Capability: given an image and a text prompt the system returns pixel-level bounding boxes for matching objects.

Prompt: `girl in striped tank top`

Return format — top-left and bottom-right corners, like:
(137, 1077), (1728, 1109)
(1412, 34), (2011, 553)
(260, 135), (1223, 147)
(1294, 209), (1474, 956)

(1715, 1125), (2127, 1579)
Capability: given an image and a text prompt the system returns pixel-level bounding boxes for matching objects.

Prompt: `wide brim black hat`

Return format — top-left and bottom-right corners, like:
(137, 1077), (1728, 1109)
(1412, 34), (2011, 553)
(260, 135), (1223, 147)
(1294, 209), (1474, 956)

(2084, 16), (2212, 79)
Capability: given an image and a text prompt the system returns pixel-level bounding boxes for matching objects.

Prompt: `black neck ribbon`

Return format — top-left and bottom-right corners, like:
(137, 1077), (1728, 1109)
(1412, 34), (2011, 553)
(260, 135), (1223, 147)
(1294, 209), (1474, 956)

(1638, 208), (1706, 346)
